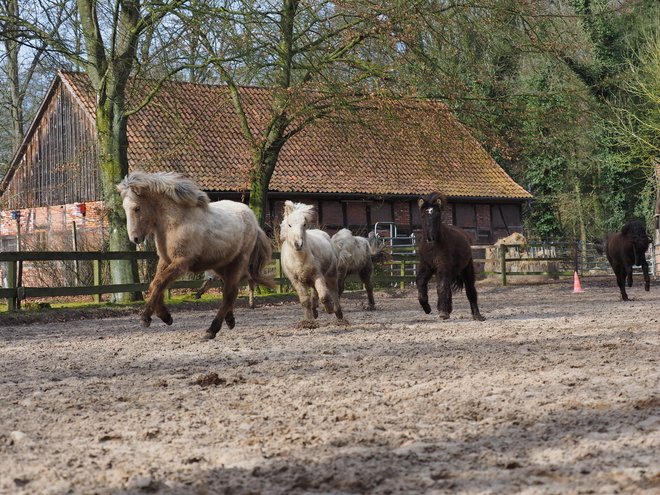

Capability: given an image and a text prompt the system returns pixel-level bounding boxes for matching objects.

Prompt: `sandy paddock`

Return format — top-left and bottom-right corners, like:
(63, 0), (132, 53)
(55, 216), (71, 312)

(1, 278), (660, 494)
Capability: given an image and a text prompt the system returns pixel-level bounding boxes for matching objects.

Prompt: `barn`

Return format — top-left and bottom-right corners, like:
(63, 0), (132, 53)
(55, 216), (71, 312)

(0, 70), (532, 255)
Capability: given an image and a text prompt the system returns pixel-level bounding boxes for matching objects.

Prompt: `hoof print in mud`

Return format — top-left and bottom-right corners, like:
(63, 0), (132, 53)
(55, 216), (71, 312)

(296, 319), (319, 329)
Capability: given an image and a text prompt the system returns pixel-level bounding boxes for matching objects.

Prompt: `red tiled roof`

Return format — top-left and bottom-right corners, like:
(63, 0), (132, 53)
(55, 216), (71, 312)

(60, 71), (531, 199)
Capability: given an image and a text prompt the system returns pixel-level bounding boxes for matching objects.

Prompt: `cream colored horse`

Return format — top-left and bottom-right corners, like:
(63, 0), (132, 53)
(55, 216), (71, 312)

(117, 171), (275, 339)
(280, 201), (344, 327)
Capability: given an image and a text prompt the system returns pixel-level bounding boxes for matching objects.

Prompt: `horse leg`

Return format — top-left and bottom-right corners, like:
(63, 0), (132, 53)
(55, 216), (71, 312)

(642, 259), (651, 292)
(416, 264), (433, 314)
(194, 271), (216, 299)
(317, 272), (344, 320)
(290, 278), (316, 322)
(462, 265), (485, 321)
(203, 276), (239, 340)
(314, 277), (334, 314)
(435, 271), (453, 319)
(248, 279), (256, 309)
(142, 259), (188, 327)
(615, 266), (629, 301)
(336, 268), (347, 298)
(310, 286), (319, 319)
(359, 266), (376, 310)
(626, 263), (634, 288)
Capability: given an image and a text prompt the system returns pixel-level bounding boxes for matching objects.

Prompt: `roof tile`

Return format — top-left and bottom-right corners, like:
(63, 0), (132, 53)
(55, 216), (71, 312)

(61, 71), (531, 199)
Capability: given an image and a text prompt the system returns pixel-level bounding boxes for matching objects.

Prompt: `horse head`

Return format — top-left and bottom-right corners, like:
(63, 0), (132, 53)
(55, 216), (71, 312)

(117, 170), (210, 245)
(418, 192), (445, 242)
(117, 179), (157, 245)
(282, 200), (315, 251)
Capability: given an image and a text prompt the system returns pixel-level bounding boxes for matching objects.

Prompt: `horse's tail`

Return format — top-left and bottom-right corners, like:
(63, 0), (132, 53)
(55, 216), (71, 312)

(451, 276), (464, 293)
(592, 238), (605, 255)
(369, 241), (392, 264)
(249, 229), (276, 289)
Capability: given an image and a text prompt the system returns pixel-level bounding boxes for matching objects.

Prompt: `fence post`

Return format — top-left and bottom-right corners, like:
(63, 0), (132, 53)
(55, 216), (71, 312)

(7, 260), (17, 311)
(500, 244), (507, 286)
(400, 259), (406, 289)
(93, 259), (101, 303)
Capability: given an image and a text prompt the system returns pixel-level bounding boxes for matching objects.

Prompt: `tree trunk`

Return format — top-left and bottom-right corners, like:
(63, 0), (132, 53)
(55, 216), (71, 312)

(249, 149), (281, 227)
(4, 0), (24, 150)
(96, 98), (141, 303)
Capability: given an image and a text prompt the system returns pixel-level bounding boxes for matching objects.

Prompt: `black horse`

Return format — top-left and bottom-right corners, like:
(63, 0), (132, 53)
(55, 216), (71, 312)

(600, 221), (652, 301)
(416, 192), (485, 320)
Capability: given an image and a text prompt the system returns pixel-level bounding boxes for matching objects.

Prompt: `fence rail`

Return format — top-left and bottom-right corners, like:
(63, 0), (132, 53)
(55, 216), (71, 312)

(1, 242), (656, 311)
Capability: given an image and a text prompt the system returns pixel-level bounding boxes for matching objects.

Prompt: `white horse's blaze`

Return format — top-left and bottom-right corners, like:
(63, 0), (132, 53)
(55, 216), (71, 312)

(123, 197), (147, 244)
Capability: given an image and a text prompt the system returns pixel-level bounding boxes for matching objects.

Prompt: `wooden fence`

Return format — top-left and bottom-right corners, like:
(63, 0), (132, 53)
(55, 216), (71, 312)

(0, 242), (652, 311)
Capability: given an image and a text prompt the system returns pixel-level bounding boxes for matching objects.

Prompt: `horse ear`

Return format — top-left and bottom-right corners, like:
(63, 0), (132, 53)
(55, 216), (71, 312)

(417, 198), (425, 209)
(284, 200), (295, 216)
(435, 196), (443, 207)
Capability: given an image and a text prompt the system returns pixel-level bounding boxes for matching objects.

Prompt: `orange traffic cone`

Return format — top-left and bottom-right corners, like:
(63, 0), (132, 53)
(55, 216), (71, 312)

(573, 271), (584, 293)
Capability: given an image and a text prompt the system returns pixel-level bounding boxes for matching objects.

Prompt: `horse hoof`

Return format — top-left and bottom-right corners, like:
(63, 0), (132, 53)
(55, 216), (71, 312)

(421, 303), (432, 314)
(438, 312), (450, 320)
(473, 314), (486, 321)
(336, 318), (349, 327)
(225, 316), (235, 329)
(202, 331), (217, 340)
(163, 316), (173, 326)
(140, 317), (152, 328)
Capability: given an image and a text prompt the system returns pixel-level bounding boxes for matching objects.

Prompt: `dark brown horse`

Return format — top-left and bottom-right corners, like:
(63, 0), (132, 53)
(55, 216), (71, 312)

(416, 192), (484, 320)
(602, 221), (652, 301)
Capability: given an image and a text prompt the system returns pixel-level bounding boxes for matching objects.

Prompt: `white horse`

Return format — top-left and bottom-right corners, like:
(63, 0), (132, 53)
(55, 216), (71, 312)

(331, 229), (391, 309)
(280, 201), (344, 327)
(117, 170), (275, 339)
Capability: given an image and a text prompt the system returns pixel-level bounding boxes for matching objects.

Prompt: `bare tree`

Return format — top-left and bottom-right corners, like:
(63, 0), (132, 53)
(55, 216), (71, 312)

(0, 0), (71, 173)
(190, 0), (392, 225)
(0, 0), (192, 301)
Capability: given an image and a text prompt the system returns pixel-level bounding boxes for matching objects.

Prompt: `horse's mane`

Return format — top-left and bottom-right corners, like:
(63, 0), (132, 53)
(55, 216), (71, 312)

(621, 221), (647, 239)
(283, 201), (315, 221)
(621, 221), (651, 253)
(117, 170), (210, 208)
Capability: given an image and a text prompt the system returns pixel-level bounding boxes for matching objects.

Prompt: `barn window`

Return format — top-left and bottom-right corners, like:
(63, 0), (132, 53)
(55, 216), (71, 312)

(455, 203), (476, 227)
(34, 230), (48, 251)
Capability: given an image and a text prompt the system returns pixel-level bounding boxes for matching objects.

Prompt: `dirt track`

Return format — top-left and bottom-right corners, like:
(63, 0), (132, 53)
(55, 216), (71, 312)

(2, 278), (660, 494)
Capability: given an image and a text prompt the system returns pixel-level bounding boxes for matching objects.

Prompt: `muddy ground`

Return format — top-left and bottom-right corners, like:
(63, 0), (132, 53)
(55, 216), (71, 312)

(1, 277), (660, 495)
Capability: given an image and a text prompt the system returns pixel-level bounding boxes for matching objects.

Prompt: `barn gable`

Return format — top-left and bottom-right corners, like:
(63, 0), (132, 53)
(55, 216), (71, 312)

(0, 73), (100, 208)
